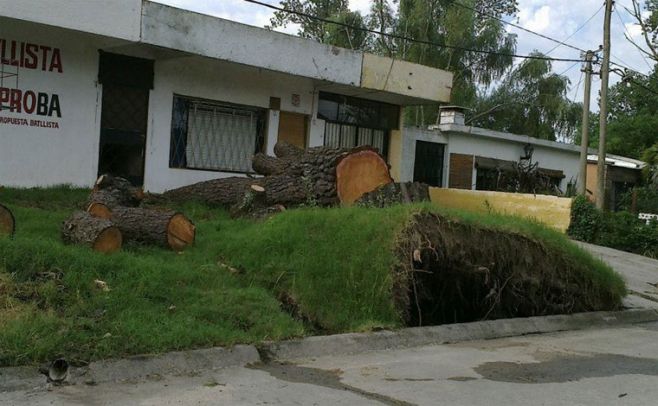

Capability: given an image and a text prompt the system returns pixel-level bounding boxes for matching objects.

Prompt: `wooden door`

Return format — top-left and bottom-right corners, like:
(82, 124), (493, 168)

(278, 112), (308, 149)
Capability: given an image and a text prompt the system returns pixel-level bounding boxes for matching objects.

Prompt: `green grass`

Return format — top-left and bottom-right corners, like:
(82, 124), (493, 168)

(0, 187), (625, 366)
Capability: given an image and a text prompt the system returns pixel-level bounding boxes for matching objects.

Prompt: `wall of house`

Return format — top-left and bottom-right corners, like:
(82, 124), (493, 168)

(144, 55), (318, 192)
(0, 19), (126, 188)
(401, 127), (581, 191)
(0, 0), (142, 42)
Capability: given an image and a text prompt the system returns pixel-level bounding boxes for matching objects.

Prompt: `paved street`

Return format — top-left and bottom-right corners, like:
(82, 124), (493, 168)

(4, 321), (658, 406)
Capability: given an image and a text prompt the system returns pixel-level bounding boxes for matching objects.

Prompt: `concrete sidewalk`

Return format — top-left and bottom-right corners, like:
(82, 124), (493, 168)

(577, 242), (658, 308)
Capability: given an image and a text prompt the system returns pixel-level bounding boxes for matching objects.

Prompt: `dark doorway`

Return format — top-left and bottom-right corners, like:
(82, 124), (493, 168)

(97, 52), (154, 186)
(413, 141), (445, 187)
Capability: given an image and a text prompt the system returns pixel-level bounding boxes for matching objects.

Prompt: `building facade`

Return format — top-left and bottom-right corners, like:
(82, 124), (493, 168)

(0, 0), (453, 192)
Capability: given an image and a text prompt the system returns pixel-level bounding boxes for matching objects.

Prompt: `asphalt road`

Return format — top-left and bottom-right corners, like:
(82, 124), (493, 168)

(4, 321), (658, 406)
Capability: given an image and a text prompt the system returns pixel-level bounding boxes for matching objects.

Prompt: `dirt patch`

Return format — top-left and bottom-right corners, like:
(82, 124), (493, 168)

(393, 213), (622, 326)
(475, 352), (658, 383)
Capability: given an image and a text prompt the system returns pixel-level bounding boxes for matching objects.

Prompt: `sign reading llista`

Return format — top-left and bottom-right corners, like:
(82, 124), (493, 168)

(0, 38), (63, 129)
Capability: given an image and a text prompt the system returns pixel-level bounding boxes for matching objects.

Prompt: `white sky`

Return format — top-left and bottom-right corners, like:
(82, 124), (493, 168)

(154, 0), (655, 109)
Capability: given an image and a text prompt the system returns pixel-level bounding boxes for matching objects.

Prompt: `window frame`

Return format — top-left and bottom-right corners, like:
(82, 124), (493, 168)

(168, 94), (266, 174)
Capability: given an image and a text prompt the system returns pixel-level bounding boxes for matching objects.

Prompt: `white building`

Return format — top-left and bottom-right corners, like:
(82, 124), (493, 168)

(0, 0), (453, 192)
(400, 107), (644, 202)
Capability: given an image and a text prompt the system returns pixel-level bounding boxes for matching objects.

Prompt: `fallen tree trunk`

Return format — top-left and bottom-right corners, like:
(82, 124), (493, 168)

(161, 143), (393, 211)
(61, 211), (122, 253)
(0, 203), (16, 237)
(357, 182), (430, 208)
(107, 207), (195, 251)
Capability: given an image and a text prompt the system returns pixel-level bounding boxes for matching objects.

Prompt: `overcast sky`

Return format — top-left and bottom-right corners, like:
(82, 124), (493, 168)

(154, 0), (655, 108)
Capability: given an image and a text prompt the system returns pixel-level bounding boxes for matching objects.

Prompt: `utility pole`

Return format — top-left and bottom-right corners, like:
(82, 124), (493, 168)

(578, 50), (595, 196)
(596, 0), (614, 210)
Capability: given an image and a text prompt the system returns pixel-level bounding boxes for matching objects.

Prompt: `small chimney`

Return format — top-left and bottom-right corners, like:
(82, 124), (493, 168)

(439, 106), (467, 126)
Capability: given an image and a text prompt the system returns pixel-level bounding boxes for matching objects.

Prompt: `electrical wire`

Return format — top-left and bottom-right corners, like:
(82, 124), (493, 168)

(610, 69), (658, 96)
(242, 0), (585, 62)
(613, 7), (654, 71)
(451, 0), (587, 54)
(544, 4), (605, 55)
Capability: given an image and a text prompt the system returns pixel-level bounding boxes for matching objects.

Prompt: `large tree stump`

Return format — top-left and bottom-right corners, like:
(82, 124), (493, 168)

(108, 207), (195, 251)
(0, 203), (16, 237)
(61, 211), (122, 253)
(252, 153), (291, 176)
(274, 141), (304, 160)
(336, 149), (394, 205)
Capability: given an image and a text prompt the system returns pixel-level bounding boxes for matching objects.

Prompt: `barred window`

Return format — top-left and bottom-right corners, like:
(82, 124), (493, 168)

(324, 123), (387, 154)
(169, 95), (265, 173)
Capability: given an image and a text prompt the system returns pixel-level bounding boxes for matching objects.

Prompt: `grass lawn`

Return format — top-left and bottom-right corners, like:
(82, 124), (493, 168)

(0, 187), (625, 367)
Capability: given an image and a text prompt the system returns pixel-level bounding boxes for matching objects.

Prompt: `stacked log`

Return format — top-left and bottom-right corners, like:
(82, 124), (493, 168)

(62, 175), (196, 252)
(0, 203), (15, 237)
(159, 142), (394, 212)
(61, 211), (122, 253)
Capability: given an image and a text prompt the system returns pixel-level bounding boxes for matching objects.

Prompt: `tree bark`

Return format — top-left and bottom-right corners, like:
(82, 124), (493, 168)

(357, 182), (430, 208)
(94, 174), (143, 207)
(108, 207), (196, 251)
(0, 203), (15, 237)
(159, 143), (393, 210)
(61, 211), (122, 253)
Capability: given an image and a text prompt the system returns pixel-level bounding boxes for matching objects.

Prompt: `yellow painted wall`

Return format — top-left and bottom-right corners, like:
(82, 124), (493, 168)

(361, 54), (453, 103)
(388, 129), (402, 181)
(429, 188), (573, 233)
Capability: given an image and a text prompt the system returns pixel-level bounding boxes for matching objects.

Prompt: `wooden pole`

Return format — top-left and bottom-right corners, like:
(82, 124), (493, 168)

(578, 51), (595, 196)
(596, 0), (614, 210)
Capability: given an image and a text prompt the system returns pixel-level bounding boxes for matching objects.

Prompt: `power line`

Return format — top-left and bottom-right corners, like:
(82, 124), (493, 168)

(572, 69), (585, 104)
(451, 0), (586, 54)
(544, 4), (605, 55)
(610, 69), (658, 96)
(243, 0), (585, 62)
(613, 7), (654, 71)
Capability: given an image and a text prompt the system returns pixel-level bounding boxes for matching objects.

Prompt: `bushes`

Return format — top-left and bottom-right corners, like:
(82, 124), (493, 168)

(568, 195), (658, 257)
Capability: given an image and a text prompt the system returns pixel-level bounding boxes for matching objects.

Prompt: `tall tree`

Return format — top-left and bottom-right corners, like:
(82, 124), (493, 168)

(469, 54), (581, 141)
(626, 0), (658, 62)
(269, 0), (351, 43)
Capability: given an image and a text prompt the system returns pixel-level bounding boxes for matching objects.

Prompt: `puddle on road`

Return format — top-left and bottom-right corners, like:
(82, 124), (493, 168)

(475, 353), (658, 384)
(249, 362), (416, 406)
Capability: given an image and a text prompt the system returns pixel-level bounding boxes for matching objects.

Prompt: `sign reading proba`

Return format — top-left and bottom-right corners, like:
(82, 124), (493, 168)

(0, 38), (63, 129)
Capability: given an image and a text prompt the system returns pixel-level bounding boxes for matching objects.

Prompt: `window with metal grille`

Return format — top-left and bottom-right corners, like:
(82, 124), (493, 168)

(169, 95), (265, 173)
(318, 92), (398, 159)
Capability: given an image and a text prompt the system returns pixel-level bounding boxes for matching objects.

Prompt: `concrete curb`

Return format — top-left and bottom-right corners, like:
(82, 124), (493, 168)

(2, 309), (657, 392)
(260, 308), (658, 361)
(0, 345), (259, 392)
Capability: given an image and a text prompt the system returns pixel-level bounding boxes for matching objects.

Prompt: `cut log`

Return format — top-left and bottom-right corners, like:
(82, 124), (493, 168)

(252, 153), (291, 176)
(61, 211), (122, 253)
(336, 149), (394, 205)
(0, 203), (16, 237)
(93, 174), (143, 207)
(357, 182), (430, 208)
(108, 207), (195, 251)
(160, 143), (393, 210)
(274, 141), (304, 160)
(162, 177), (263, 207)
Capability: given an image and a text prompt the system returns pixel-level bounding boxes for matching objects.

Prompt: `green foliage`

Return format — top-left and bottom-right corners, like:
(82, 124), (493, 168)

(568, 196), (601, 242)
(470, 55), (582, 141)
(569, 194), (658, 258)
(269, 0), (350, 42)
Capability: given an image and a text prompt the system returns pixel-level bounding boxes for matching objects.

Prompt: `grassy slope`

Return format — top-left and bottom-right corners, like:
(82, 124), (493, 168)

(0, 188), (625, 366)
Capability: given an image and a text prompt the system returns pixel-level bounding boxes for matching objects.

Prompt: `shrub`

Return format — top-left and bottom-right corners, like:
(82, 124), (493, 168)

(568, 196), (601, 242)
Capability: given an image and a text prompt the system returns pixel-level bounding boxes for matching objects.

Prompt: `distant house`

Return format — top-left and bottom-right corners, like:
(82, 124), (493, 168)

(0, 0), (453, 192)
(400, 106), (645, 210)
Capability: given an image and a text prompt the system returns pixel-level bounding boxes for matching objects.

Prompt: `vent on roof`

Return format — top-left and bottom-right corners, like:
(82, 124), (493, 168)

(439, 106), (467, 125)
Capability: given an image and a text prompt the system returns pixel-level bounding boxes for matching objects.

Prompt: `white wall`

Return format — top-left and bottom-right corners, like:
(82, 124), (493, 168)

(0, 0), (141, 42)
(402, 127), (581, 190)
(144, 55), (318, 192)
(0, 19), (126, 188)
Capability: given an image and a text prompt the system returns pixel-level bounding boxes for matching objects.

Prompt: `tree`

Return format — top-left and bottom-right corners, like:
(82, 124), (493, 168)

(269, 0), (351, 43)
(468, 54), (581, 141)
(626, 0), (658, 63)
